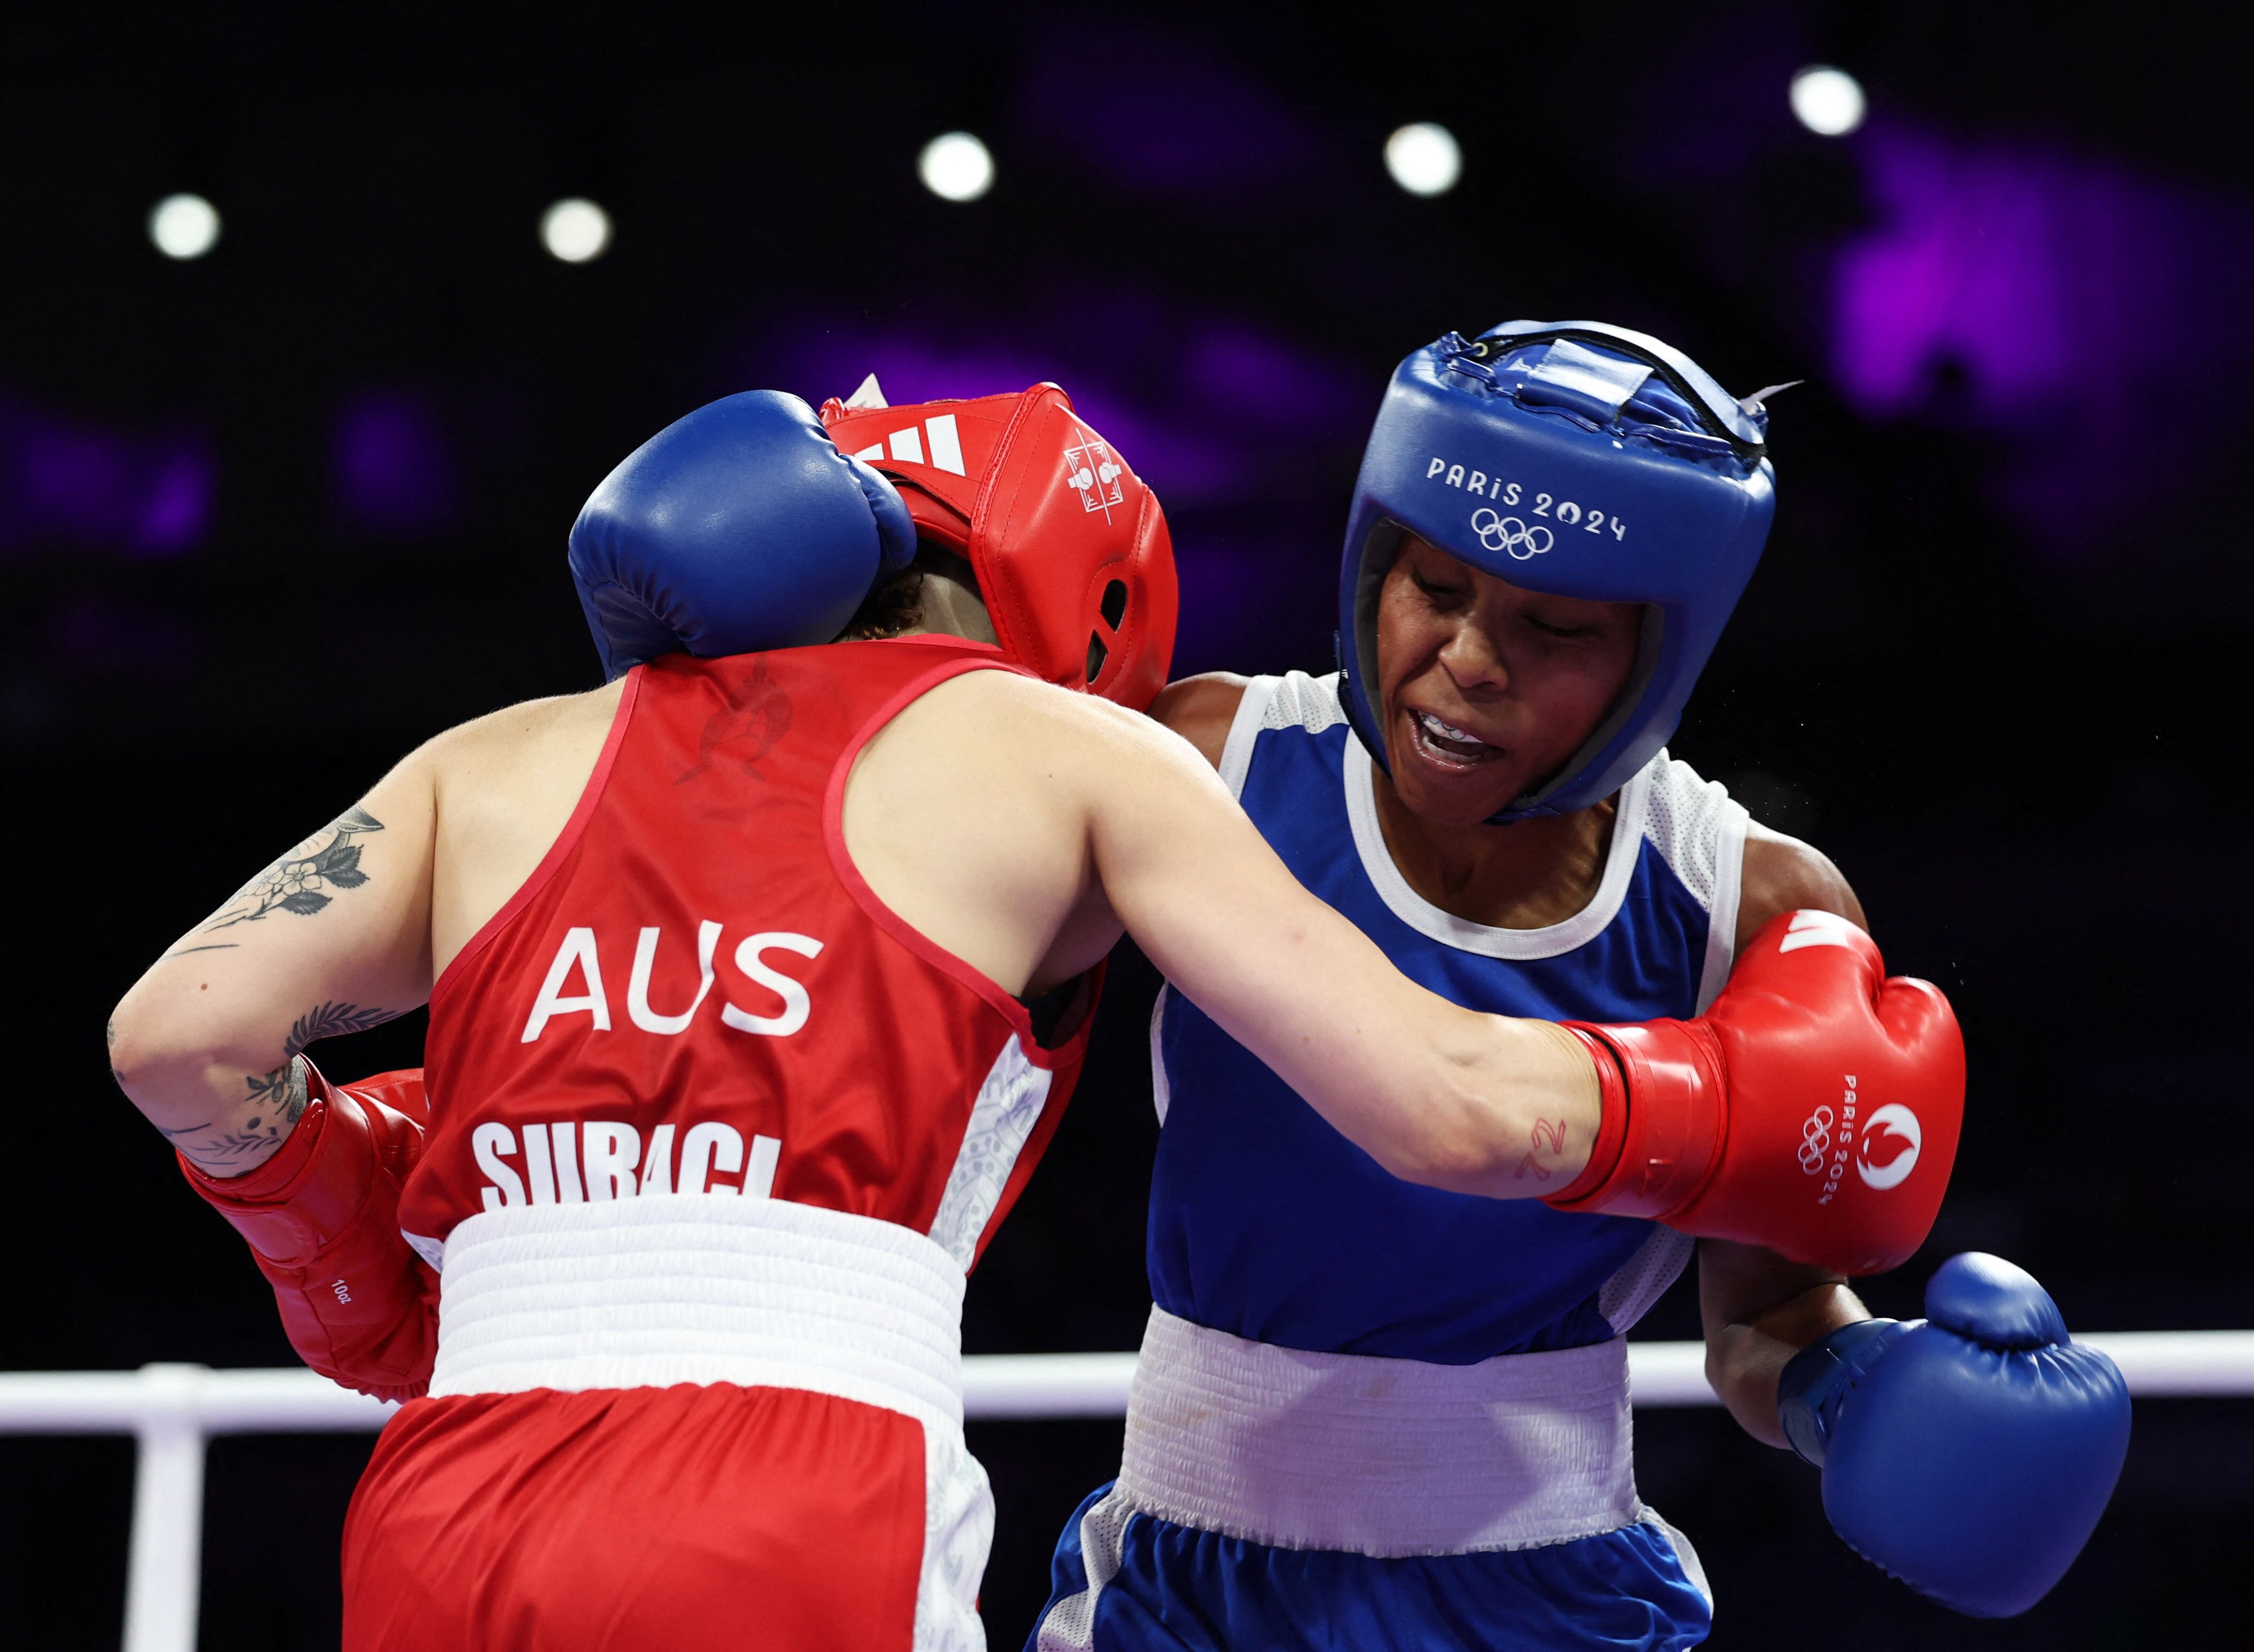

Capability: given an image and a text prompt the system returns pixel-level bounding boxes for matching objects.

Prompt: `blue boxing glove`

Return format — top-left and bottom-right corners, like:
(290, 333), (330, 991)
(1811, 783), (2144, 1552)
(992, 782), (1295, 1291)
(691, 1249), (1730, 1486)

(567, 390), (918, 679)
(1777, 1252), (2130, 1617)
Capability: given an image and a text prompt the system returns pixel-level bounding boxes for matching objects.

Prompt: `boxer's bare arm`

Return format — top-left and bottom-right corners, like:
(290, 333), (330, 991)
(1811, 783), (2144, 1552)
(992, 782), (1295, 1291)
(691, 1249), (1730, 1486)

(846, 669), (1601, 1197)
(109, 763), (437, 1176)
(1701, 1241), (1866, 1446)
(1737, 820), (1865, 950)
(1700, 820), (1872, 1441)
(109, 682), (623, 1176)
(1148, 672), (1249, 771)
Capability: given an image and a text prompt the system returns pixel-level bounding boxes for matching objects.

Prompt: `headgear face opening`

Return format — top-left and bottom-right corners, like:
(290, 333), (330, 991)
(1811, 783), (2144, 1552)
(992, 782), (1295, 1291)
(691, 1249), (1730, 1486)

(820, 382), (1179, 711)
(1336, 320), (1778, 823)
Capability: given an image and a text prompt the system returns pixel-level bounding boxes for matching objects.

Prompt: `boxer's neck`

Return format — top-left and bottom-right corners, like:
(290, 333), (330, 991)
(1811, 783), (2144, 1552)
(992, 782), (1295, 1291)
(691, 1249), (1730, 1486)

(900, 568), (999, 648)
(1369, 770), (1617, 931)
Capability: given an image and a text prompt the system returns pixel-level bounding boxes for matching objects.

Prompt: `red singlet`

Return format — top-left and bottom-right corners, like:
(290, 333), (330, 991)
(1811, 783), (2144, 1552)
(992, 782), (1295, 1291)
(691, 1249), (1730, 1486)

(345, 639), (1100, 1652)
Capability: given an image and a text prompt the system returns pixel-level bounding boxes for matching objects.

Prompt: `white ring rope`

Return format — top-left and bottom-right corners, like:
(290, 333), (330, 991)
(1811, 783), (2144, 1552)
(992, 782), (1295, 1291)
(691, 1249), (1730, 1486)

(6, 1336), (2247, 1652)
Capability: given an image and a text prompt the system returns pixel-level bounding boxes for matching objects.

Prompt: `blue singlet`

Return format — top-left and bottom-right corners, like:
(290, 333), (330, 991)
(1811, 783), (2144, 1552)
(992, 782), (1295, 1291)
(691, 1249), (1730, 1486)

(1032, 672), (1753, 1652)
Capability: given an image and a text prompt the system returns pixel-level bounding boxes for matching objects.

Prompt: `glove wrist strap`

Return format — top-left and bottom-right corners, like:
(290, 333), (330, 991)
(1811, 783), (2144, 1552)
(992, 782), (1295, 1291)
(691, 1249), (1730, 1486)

(181, 1063), (378, 1264)
(1775, 1317), (1902, 1467)
(1544, 1025), (1628, 1205)
(1545, 1020), (1726, 1219)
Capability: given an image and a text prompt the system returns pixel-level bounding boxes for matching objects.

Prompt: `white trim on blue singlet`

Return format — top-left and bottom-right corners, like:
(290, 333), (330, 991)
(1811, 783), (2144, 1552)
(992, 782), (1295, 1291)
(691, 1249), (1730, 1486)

(1695, 807), (1747, 1013)
(1344, 736), (1653, 961)
(1222, 670), (1750, 970)
(1149, 988), (1172, 1128)
(1214, 679), (1277, 798)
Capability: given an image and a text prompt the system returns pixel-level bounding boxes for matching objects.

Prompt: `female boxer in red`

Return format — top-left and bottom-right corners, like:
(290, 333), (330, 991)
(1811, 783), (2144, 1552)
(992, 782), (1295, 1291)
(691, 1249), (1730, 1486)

(108, 385), (1962, 1651)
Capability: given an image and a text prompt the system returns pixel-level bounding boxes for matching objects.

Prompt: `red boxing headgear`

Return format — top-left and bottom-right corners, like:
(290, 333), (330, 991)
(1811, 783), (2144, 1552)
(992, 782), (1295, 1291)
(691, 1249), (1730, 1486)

(818, 383), (1178, 710)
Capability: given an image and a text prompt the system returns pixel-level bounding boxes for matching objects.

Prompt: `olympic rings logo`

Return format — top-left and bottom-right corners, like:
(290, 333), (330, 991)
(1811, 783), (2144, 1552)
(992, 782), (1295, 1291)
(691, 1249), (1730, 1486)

(1470, 508), (1553, 561)
(1798, 1106), (1835, 1175)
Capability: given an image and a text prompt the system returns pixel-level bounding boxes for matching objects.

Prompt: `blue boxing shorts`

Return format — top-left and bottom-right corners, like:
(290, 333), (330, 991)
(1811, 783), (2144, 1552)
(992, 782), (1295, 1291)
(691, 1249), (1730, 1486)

(1026, 1310), (1712, 1652)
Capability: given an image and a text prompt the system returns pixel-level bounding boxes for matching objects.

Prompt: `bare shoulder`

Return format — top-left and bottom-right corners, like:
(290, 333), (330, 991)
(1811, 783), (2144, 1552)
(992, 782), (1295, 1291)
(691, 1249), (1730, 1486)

(872, 669), (1226, 821)
(418, 680), (625, 779)
(1737, 819), (1867, 950)
(895, 666), (1198, 764)
(1148, 672), (1252, 770)
(427, 680), (624, 758)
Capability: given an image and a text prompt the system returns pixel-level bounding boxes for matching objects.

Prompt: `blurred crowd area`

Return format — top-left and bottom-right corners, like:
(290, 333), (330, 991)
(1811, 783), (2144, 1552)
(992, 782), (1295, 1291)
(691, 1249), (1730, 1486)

(4, 4), (2249, 1646)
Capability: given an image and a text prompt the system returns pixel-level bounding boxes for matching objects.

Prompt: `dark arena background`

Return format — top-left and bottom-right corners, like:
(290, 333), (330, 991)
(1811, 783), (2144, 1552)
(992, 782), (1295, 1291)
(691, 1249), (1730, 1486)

(6, 4), (2250, 1647)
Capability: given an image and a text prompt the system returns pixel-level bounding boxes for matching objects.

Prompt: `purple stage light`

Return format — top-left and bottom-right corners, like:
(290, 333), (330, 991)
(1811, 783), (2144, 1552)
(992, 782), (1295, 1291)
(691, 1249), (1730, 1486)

(763, 304), (1364, 513)
(135, 451), (212, 554)
(1183, 325), (1365, 434)
(332, 389), (457, 537)
(754, 302), (1367, 670)
(1834, 128), (2080, 418)
(1833, 124), (2254, 554)
(1017, 27), (1316, 198)
(0, 392), (213, 558)
(49, 593), (200, 678)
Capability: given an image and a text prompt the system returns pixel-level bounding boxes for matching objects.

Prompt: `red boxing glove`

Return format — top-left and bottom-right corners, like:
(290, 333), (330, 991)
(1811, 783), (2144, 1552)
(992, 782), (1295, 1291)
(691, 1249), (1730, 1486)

(346, 1066), (429, 1129)
(1545, 910), (1963, 1275)
(181, 1061), (437, 1401)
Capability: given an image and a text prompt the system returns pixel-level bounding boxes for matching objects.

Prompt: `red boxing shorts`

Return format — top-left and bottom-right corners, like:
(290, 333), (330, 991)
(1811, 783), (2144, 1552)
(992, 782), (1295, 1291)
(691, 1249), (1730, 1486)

(340, 1196), (990, 1651)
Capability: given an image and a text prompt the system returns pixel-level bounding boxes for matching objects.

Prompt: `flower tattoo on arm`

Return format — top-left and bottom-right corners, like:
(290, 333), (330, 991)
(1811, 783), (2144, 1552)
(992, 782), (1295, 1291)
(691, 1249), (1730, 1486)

(201, 807), (385, 931)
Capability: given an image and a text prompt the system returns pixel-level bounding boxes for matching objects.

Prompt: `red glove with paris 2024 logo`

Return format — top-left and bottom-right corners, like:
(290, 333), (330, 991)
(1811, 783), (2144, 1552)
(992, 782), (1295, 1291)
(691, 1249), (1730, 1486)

(1544, 909), (1963, 1276)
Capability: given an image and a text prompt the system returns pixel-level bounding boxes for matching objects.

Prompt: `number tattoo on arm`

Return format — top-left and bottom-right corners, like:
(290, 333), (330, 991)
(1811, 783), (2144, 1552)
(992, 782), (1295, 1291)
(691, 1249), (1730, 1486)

(1512, 1116), (1571, 1183)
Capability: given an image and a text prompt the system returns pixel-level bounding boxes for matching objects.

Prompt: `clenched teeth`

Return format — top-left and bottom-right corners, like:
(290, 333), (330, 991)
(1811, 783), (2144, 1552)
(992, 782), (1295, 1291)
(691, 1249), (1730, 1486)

(1413, 709), (1491, 749)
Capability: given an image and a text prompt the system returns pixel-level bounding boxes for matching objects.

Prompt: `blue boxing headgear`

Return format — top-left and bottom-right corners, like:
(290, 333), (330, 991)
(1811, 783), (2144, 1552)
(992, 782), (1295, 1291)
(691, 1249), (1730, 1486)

(1337, 321), (1778, 822)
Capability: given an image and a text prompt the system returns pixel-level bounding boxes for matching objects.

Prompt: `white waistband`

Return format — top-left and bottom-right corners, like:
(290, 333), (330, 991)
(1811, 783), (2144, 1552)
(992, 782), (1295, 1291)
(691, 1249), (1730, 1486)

(1118, 1306), (1643, 1556)
(428, 1195), (968, 1431)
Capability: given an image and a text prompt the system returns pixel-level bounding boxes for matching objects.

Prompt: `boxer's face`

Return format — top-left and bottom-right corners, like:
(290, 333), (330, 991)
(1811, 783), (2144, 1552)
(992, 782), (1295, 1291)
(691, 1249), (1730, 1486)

(1374, 534), (1642, 827)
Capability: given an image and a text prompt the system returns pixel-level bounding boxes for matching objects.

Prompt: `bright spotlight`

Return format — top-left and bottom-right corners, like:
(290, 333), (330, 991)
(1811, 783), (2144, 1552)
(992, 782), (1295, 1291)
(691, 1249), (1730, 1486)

(541, 198), (613, 263)
(148, 193), (221, 260)
(1385, 123), (1462, 198)
(1790, 66), (1867, 137)
(918, 132), (995, 202)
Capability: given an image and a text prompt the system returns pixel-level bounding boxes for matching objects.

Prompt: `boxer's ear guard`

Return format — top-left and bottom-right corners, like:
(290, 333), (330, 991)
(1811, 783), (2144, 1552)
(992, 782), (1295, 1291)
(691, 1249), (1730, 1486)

(821, 385), (1178, 710)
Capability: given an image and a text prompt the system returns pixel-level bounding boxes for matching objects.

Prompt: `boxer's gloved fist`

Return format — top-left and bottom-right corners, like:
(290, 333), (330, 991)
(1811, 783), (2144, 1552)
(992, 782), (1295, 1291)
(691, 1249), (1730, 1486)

(1777, 1252), (2130, 1616)
(181, 1060), (436, 1402)
(1545, 909), (1962, 1274)
(569, 389), (919, 679)
(342, 1066), (427, 1126)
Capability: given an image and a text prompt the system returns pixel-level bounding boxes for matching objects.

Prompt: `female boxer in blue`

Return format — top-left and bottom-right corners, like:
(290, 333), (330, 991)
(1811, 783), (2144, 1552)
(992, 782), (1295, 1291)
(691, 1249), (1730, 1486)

(1029, 324), (2126, 1649)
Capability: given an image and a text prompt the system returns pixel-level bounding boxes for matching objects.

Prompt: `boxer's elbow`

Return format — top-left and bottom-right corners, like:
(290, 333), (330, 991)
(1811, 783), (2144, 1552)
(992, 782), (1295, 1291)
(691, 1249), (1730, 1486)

(1373, 1130), (1508, 1195)
(1703, 1324), (1793, 1447)
(106, 987), (171, 1099)
(1360, 1117), (1481, 1191)
(107, 984), (237, 1117)
(1366, 1047), (1537, 1195)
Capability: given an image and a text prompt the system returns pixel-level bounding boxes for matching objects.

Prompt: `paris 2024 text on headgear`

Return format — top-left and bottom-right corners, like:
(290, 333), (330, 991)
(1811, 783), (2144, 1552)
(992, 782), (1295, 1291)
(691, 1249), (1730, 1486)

(1336, 320), (1780, 823)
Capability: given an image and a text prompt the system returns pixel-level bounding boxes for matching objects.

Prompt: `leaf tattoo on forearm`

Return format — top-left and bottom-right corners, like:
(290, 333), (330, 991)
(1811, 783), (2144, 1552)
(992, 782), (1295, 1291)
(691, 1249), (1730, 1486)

(169, 1058), (314, 1172)
(242, 1058), (311, 1127)
(201, 808), (384, 931)
(284, 1001), (395, 1056)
